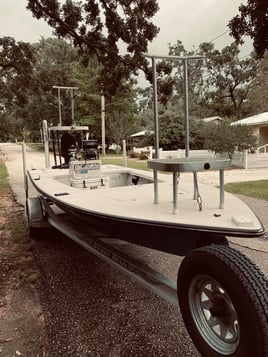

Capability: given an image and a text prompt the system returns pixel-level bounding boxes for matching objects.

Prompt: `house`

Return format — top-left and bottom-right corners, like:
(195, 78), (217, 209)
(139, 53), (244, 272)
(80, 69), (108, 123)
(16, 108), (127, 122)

(232, 112), (268, 147)
(130, 130), (154, 145)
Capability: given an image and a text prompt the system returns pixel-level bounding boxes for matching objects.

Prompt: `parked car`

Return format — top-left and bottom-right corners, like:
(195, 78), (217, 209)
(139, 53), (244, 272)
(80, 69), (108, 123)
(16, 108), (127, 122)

(108, 143), (121, 152)
(97, 143), (121, 153)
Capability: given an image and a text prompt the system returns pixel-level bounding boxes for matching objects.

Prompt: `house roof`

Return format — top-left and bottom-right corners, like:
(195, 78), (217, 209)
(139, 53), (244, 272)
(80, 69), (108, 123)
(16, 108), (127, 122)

(203, 116), (223, 123)
(232, 112), (268, 126)
(131, 130), (146, 138)
(131, 130), (154, 138)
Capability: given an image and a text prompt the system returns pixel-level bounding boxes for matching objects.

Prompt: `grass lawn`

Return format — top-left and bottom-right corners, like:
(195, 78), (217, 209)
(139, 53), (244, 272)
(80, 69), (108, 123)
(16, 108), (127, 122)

(100, 156), (149, 171)
(0, 163), (9, 193)
(26, 142), (45, 151)
(102, 157), (268, 200)
(0, 162), (40, 288)
(225, 180), (268, 200)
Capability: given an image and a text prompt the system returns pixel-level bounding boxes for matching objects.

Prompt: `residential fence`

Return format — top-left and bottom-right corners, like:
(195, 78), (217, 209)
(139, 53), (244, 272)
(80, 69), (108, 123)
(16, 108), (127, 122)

(232, 151), (268, 169)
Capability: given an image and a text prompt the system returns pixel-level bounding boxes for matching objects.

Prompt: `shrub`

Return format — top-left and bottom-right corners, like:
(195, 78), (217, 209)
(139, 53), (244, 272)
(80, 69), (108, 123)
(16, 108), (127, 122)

(128, 151), (138, 158)
(138, 153), (148, 160)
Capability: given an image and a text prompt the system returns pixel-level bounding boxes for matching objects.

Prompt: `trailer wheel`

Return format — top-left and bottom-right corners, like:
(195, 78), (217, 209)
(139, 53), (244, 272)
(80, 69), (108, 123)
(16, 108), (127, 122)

(177, 245), (268, 357)
(26, 197), (49, 239)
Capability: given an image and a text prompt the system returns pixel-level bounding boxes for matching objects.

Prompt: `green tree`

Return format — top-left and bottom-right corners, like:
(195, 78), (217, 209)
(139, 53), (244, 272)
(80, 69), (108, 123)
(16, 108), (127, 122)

(142, 105), (206, 150)
(199, 42), (257, 118)
(229, 0), (268, 58)
(0, 36), (35, 107)
(149, 41), (256, 119)
(159, 111), (185, 150)
(19, 37), (79, 131)
(71, 58), (110, 140)
(26, 0), (159, 96)
(0, 112), (24, 142)
(105, 85), (139, 146)
(0, 37), (36, 140)
(244, 52), (268, 114)
(72, 59), (140, 143)
(204, 120), (258, 158)
(167, 40), (204, 116)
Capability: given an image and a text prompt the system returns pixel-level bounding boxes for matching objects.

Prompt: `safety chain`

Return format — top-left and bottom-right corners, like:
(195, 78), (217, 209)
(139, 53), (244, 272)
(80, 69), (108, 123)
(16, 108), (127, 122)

(196, 192), (203, 211)
(193, 172), (203, 211)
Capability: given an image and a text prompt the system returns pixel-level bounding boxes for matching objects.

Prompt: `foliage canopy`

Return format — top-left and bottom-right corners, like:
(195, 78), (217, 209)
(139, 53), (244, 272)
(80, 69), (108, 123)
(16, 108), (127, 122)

(154, 41), (257, 119)
(26, 0), (159, 96)
(0, 37), (35, 107)
(1, 2), (266, 154)
(229, 0), (268, 58)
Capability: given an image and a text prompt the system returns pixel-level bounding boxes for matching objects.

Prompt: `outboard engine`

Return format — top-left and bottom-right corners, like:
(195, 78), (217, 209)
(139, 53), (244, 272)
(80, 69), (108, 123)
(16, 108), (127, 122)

(82, 140), (99, 160)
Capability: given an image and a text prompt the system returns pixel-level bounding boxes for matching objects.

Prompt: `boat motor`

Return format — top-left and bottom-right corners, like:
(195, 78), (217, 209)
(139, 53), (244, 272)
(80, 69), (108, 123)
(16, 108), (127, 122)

(82, 140), (99, 160)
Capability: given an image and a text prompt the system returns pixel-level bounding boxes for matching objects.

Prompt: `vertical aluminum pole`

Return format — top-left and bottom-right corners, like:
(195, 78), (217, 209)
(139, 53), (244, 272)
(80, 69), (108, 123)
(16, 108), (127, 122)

(152, 57), (159, 159)
(183, 59), (189, 158)
(152, 56), (159, 204)
(219, 169), (225, 209)
(58, 88), (62, 126)
(22, 143), (28, 199)
(101, 94), (106, 156)
(172, 172), (179, 214)
(71, 88), (75, 126)
(53, 86), (78, 126)
(43, 120), (50, 170)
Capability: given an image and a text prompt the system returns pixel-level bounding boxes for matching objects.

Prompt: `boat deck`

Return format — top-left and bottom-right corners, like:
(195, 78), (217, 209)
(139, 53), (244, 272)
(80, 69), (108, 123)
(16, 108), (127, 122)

(28, 165), (264, 236)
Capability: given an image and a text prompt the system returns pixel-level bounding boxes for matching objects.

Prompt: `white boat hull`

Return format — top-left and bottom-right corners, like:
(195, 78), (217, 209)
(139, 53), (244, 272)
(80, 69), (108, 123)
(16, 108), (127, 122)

(27, 164), (264, 255)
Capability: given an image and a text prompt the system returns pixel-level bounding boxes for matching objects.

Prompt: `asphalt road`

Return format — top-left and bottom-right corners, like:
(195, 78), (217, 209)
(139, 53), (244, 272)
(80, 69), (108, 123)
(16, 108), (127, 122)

(1, 143), (268, 357)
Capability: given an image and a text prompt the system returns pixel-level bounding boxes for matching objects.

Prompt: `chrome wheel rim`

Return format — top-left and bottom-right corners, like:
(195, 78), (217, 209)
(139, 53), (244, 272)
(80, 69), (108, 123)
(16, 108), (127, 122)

(188, 275), (240, 355)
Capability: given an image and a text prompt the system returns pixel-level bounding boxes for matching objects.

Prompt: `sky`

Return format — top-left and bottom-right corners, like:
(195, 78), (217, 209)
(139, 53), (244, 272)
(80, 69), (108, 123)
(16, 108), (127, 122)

(1, 0), (250, 54)
(151, 0), (250, 54)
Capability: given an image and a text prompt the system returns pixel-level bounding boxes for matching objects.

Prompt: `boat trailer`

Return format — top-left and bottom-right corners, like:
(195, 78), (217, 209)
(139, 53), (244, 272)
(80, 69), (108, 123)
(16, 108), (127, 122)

(26, 195), (178, 306)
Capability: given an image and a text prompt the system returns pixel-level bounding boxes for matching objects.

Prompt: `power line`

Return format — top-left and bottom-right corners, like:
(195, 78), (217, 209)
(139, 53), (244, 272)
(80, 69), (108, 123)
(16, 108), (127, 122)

(209, 30), (229, 43)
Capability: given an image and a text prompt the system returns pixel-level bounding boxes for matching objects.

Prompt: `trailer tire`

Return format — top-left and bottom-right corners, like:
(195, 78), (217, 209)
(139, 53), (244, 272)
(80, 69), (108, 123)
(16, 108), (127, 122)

(177, 245), (268, 357)
(26, 197), (49, 239)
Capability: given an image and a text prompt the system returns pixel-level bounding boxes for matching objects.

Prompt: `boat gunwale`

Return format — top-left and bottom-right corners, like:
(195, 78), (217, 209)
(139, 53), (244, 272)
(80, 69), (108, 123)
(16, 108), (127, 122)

(27, 169), (265, 239)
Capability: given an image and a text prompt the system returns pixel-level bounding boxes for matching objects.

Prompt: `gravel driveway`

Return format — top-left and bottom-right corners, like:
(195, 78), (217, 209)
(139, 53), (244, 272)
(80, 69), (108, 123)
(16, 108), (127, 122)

(1, 143), (268, 357)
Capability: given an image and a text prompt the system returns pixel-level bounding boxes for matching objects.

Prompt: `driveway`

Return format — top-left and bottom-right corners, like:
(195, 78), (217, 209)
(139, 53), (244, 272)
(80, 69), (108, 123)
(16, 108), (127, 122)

(1, 143), (267, 357)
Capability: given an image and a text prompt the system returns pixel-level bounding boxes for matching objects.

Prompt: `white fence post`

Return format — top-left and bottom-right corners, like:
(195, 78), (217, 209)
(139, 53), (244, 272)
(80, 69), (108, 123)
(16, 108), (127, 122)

(243, 150), (248, 169)
(149, 146), (153, 159)
(123, 139), (127, 167)
(159, 148), (163, 159)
